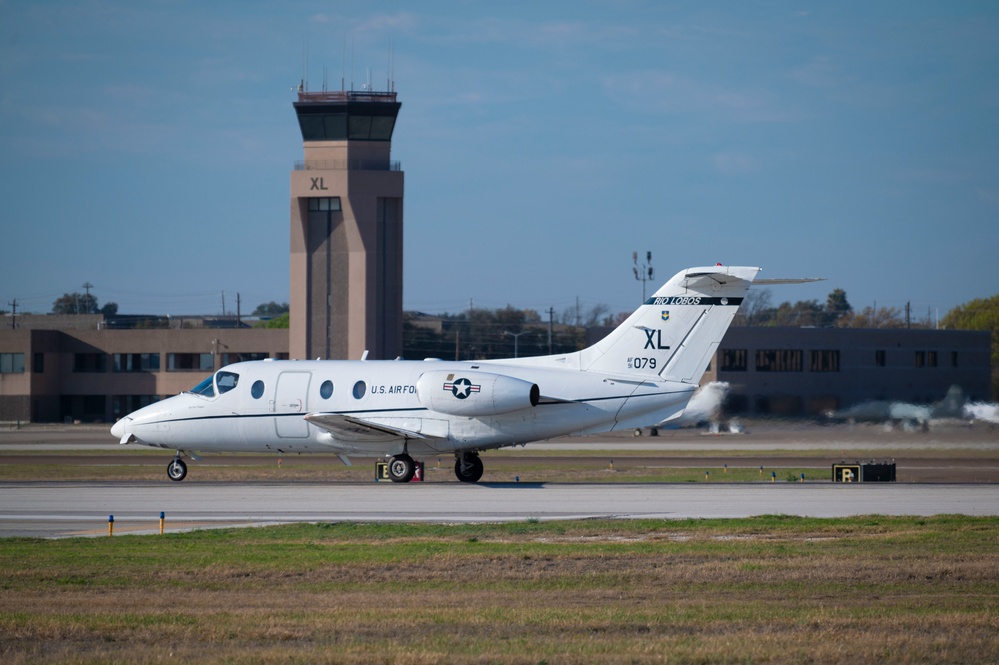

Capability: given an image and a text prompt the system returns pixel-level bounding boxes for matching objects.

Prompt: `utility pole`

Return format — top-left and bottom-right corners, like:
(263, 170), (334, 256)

(82, 282), (93, 314)
(548, 307), (554, 354)
(633, 251), (654, 303)
(7, 299), (17, 329)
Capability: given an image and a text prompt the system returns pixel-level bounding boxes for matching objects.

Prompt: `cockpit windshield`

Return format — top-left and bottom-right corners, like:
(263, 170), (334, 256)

(188, 371), (240, 398)
(189, 375), (215, 397)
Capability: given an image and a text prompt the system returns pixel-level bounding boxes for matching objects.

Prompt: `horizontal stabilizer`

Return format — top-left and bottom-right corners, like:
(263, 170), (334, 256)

(754, 277), (826, 285)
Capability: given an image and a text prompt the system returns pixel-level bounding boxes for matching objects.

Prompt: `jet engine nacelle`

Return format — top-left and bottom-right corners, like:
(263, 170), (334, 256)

(416, 370), (540, 417)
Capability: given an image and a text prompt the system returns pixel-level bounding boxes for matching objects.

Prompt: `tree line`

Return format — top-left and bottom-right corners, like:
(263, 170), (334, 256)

(734, 288), (944, 329)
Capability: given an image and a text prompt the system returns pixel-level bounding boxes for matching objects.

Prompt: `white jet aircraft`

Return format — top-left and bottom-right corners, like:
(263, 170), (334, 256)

(111, 265), (760, 483)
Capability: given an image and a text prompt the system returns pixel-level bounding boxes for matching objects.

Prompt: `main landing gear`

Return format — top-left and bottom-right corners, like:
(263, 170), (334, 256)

(455, 452), (484, 483)
(387, 454), (417, 483)
(385, 451), (485, 483)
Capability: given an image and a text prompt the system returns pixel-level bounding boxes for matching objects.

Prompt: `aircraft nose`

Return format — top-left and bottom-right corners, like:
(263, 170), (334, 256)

(110, 419), (127, 441)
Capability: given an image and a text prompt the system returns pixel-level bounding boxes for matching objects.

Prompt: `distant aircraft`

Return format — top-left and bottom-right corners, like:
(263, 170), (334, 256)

(641, 381), (731, 435)
(826, 385), (970, 430)
(964, 402), (999, 425)
(112, 265), (760, 482)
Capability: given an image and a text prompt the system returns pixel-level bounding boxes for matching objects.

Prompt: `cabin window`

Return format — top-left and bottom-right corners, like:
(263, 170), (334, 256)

(216, 371), (239, 394)
(251, 380), (265, 399)
(320, 380), (334, 399)
(352, 381), (366, 399)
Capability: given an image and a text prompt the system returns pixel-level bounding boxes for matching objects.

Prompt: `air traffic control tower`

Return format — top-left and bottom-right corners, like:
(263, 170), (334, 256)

(289, 89), (403, 360)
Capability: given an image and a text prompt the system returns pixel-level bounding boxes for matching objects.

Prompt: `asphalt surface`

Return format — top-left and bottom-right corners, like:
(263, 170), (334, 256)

(1, 421), (997, 537)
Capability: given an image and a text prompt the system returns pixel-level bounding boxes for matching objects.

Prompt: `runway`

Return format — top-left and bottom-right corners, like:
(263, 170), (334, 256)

(2, 481), (998, 538)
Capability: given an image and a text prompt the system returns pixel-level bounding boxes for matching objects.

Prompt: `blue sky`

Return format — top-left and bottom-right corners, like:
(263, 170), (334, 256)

(1, 1), (997, 321)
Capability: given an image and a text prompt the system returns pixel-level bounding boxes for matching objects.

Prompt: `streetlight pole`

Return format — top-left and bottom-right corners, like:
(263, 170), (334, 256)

(504, 330), (526, 358)
(633, 251), (654, 303)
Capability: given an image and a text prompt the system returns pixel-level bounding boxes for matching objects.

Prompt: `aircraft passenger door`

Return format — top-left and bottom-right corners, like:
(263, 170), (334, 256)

(273, 372), (311, 438)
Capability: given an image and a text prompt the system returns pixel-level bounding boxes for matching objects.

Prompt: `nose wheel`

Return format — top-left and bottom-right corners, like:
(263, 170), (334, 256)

(167, 457), (188, 482)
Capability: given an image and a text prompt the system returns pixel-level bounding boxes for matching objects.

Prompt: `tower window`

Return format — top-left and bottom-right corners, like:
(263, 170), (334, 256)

(308, 197), (341, 212)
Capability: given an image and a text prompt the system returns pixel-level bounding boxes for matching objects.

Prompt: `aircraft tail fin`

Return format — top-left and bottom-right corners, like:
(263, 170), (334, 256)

(579, 266), (760, 383)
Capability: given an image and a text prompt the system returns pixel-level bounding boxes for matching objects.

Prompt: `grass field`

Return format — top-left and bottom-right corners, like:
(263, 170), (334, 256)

(2, 516), (998, 663)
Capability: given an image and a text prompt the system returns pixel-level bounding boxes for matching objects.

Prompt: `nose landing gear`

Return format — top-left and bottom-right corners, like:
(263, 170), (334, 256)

(167, 456), (188, 482)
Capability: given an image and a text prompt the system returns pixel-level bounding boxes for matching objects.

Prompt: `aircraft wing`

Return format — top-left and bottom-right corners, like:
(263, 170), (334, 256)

(304, 413), (429, 443)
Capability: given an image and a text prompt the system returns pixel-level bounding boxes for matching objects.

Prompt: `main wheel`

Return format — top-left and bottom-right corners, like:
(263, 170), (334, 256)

(167, 458), (188, 482)
(387, 454), (416, 483)
(454, 453), (484, 483)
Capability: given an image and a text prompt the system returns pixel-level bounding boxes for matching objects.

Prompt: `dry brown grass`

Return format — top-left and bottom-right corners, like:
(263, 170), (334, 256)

(2, 518), (998, 663)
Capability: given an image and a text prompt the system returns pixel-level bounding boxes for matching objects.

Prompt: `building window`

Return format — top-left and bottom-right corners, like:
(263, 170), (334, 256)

(875, 350), (886, 367)
(755, 349), (803, 372)
(810, 350), (840, 372)
(927, 351), (937, 368)
(720, 349), (748, 372)
(0, 352), (25, 374)
(33, 353), (44, 373)
(73, 353), (106, 373)
(221, 352), (269, 365)
(113, 353), (160, 373)
(951, 351), (959, 368)
(112, 395), (160, 418)
(308, 197), (341, 212)
(168, 353), (214, 371)
(915, 351), (925, 368)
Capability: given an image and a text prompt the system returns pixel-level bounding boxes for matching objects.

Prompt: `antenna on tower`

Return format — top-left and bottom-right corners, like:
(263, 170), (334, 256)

(301, 35), (309, 92)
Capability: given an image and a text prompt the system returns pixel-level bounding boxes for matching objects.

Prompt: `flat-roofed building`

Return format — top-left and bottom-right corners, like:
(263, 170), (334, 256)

(0, 320), (287, 423)
(703, 327), (992, 416)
